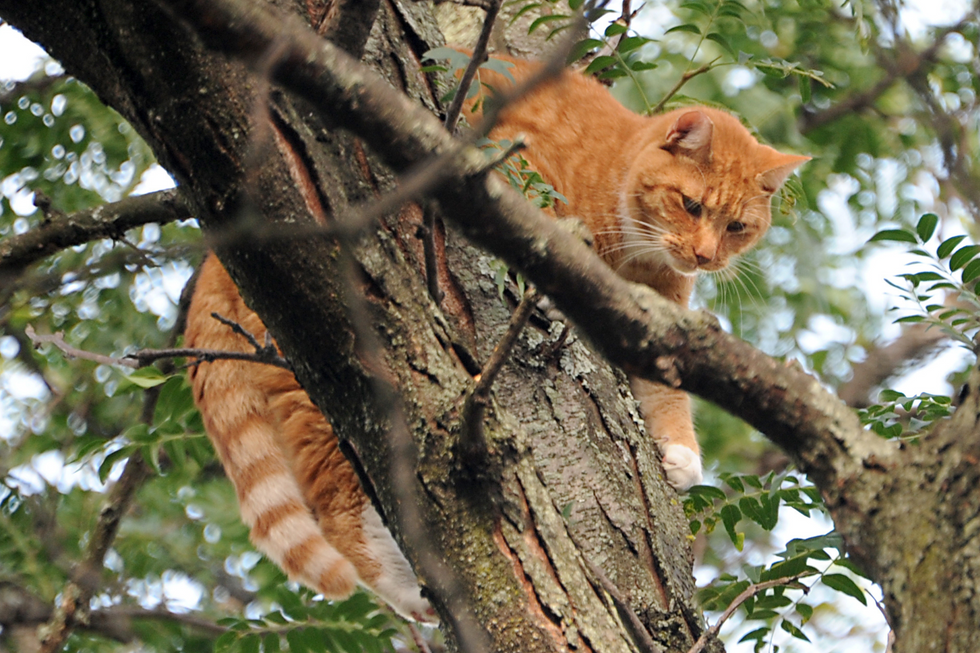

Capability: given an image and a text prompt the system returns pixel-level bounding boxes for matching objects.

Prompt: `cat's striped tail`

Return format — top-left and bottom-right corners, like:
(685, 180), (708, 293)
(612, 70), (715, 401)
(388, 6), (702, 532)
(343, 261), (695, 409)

(185, 256), (434, 621)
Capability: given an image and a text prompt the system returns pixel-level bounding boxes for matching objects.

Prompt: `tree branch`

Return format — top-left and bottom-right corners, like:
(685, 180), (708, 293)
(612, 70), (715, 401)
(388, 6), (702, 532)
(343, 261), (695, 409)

(443, 0), (503, 134)
(686, 575), (807, 653)
(159, 0), (896, 498)
(0, 189), (192, 283)
(460, 286), (538, 463)
(24, 324), (293, 371)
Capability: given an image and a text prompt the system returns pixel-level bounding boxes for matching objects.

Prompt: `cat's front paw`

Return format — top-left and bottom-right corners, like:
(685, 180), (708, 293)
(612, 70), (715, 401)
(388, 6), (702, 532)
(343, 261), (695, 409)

(661, 444), (703, 490)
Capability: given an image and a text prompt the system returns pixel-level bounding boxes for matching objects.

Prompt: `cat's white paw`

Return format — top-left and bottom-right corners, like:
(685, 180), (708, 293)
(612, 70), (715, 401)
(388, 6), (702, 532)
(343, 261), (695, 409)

(661, 444), (703, 490)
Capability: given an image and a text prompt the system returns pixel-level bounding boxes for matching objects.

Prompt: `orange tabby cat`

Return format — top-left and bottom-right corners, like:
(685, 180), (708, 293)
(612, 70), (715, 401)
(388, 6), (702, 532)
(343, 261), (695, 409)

(468, 56), (808, 489)
(184, 55), (807, 617)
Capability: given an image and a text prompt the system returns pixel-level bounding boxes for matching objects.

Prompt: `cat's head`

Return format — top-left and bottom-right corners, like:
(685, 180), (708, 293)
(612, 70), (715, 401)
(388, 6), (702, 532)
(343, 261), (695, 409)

(621, 108), (809, 276)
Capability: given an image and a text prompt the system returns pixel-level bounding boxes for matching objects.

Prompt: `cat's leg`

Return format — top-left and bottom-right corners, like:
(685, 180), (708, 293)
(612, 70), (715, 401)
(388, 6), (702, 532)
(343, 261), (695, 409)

(629, 376), (703, 490)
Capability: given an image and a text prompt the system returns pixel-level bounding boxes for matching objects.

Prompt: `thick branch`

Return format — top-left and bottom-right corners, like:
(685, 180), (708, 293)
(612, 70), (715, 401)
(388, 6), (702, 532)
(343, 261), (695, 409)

(161, 0), (897, 497)
(0, 189), (192, 283)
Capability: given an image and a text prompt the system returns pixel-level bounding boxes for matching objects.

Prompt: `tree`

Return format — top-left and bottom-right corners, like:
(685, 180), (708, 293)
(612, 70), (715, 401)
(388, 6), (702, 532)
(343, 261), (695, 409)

(0, 0), (978, 652)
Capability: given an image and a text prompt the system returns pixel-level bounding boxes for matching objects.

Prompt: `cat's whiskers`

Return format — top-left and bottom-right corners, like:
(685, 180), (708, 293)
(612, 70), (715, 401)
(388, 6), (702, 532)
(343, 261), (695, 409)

(706, 255), (767, 322)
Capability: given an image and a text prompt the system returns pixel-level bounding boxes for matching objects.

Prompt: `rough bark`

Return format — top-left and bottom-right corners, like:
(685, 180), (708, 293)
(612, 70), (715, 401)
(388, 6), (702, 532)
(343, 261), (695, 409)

(2, 0), (979, 651)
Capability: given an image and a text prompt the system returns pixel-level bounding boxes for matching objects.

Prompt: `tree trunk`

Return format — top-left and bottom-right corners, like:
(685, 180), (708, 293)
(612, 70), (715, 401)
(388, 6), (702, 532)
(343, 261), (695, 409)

(0, 1), (711, 651)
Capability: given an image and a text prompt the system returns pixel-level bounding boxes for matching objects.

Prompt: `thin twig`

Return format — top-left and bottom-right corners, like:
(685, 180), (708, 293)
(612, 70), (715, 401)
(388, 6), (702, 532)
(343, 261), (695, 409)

(687, 575), (807, 653)
(23, 324), (292, 371)
(651, 59), (719, 114)
(424, 0), (502, 305)
(443, 0), (503, 134)
(460, 286), (538, 463)
(407, 622), (434, 653)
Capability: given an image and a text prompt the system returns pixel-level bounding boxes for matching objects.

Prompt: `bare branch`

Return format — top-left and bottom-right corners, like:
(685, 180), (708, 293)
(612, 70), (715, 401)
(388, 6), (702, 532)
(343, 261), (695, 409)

(460, 286), (538, 463)
(35, 275), (197, 652)
(839, 326), (947, 407)
(24, 323), (292, 371)
(800, 11), (979, 134)
(0, 189), (192, 283)
(443, 0), (503, 134)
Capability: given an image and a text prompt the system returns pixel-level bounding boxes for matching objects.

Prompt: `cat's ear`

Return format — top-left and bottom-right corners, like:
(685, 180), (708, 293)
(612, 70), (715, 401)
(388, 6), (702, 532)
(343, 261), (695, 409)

(662, 110), (714, 165)
(757, 152), (811, 194)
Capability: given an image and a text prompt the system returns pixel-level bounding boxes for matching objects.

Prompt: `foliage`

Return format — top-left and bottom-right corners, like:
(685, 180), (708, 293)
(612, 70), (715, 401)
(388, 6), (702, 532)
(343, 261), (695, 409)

(213, 590), (402, 653)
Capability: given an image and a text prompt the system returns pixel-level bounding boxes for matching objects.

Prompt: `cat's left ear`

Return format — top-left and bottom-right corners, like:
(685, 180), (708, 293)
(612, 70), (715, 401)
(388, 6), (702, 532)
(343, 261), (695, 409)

(663, 110), (714, 165)
(757, 151), (811, 194)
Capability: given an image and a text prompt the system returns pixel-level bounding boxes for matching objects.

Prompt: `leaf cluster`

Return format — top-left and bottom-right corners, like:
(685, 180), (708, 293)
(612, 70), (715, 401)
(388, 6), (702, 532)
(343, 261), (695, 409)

(214, 589), (400, 653)
(869, 213), (980, 350)
(700, 532), (871, 652)
(685, 471), (825, 551)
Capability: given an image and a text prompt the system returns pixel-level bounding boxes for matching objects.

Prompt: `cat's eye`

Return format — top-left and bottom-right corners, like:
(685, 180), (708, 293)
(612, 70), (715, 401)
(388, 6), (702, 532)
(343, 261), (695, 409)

(682, 196), (702, 218)
(727, 221), (746, 233)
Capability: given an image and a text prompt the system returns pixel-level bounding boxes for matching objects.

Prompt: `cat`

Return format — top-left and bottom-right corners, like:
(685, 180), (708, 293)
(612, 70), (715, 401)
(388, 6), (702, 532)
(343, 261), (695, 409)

(467, 55), (809, 489)
(184, 52), (808, 620)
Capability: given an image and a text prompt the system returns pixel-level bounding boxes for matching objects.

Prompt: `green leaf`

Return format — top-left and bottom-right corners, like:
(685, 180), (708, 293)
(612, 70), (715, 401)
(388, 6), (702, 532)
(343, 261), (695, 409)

(509, 2), (542, 25)
(629, 61), (659, 71)
(916, 213), (939, 242)
(680, 1), (712, 16)
(481, 57), (516, 82)
(421, 47), (471, 70)
(780, 619), (811, 642)
(604, 22), (628, 36)
(584, 55), (617, 75)
(688, 484), (727, 501)
(706, 32), (736, 56)
(867, 229), (918, 244)
(263, 633), (282, 653)
(617, 36), (649, 54)
(822, 573), (867, 605)
(799, 74), (811, 103)
(528, 13), (569, 34)
(738, 627), (770, 644)
(721, 503), (743, 549)
(796, 602), (814, 623)
(665, 23), (702, 36)
(567, 38), (603, 63)
(723, 475), (745, 493)
(937, 235), (968, 259)
(597, 68), (628, 80)
(124, 366), (170, 389)
(949, 245), (980, 271)
(239, 634), (260, 653)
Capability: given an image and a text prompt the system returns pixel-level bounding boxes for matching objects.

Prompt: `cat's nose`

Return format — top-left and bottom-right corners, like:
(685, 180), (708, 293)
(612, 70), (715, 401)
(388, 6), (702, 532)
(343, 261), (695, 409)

(695, 252), (713, 266)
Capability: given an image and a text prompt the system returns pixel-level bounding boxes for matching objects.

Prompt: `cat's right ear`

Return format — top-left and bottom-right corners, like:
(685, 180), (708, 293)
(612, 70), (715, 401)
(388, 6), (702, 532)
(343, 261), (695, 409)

(662, 110), (714, 166)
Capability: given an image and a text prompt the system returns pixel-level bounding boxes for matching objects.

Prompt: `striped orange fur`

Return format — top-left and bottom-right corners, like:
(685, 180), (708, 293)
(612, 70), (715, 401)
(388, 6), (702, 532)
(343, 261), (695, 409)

(186, 256), (434, 621)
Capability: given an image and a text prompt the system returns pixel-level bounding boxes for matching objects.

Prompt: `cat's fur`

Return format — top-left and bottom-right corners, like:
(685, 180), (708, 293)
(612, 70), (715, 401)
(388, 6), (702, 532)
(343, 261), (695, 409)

(468, 56), (808, 489)
(184, 55), (806, 617)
